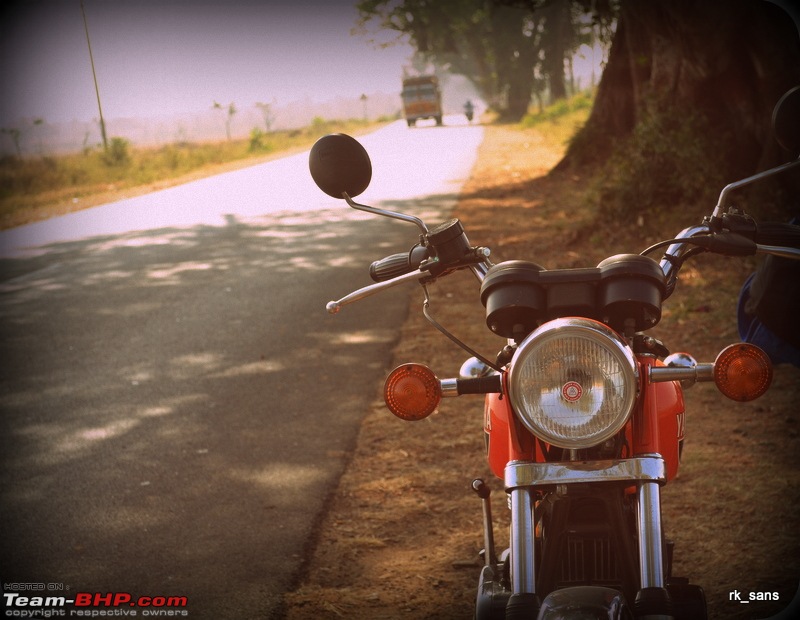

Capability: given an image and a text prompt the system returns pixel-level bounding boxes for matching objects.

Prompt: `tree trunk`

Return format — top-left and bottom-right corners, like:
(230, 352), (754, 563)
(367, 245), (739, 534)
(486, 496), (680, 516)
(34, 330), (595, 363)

(560, 0), (800, 178)
(491, 4), (538, 121)
(540, 0), (571, 102)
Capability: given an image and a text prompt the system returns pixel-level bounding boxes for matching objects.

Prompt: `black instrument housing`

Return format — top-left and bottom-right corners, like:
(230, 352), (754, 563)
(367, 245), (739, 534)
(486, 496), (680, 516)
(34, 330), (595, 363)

(480, 254), (666, 338)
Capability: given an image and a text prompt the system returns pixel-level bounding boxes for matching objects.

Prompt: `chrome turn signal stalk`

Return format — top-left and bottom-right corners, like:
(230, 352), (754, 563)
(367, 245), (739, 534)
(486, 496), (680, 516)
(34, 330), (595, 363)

(649, 343), (772, 402)
(651, 353), (714, 388)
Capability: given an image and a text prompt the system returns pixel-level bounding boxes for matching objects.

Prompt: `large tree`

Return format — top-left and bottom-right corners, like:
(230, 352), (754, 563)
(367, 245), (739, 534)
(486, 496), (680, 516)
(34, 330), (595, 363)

(561, 0), (800, 200)
(357, 0), (581, 120)
(359, 0), (798, 212)
(538, 0), (573, 100)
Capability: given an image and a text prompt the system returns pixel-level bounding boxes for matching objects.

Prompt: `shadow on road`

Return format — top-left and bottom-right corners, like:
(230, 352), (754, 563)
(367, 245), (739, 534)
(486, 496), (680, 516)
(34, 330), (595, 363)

(0, 202), (457, 618)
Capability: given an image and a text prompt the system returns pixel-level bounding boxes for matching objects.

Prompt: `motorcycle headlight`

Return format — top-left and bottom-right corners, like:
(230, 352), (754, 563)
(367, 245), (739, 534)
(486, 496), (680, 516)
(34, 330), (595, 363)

(508, 318), (638, 449)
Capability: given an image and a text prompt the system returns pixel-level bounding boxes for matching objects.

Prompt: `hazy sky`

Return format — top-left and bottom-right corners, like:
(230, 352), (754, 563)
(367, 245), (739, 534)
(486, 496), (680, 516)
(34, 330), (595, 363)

(0, 0), (415, 126)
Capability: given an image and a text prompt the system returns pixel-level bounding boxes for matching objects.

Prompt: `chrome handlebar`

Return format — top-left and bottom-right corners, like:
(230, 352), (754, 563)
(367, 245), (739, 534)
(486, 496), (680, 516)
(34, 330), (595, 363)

(658, 224), (712, 285)
(327, 156), (800, 314)
(325, 257), (492, 314)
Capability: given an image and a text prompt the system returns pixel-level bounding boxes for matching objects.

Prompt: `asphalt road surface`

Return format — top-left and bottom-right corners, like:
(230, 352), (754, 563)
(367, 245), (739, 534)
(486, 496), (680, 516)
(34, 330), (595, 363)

(0, 117), (483, 618)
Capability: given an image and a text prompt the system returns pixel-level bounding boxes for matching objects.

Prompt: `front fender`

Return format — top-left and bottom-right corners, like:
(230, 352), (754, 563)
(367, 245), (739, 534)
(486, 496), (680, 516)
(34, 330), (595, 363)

(537, 586), (631, 619)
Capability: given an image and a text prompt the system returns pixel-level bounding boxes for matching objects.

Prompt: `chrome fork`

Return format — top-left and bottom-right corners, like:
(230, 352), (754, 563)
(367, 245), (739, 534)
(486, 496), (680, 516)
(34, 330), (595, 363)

(509, 486), (536, 594)
(637, 480), (666, 588)
(505, 456), (668, 595)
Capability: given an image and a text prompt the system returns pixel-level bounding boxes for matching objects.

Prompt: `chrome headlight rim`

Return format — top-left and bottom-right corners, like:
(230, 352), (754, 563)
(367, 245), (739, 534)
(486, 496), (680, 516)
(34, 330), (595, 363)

(508, 317), (639, 449)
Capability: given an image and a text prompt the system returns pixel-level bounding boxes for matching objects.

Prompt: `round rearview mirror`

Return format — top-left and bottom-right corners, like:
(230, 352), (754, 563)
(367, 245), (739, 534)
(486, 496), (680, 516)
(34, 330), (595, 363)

(309, 133), (372, 199)
(772, 85), (800, 155)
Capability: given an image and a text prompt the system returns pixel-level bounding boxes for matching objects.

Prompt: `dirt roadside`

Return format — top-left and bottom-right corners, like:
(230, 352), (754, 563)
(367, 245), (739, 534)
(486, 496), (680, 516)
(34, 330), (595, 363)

(282, 125), (800, 619)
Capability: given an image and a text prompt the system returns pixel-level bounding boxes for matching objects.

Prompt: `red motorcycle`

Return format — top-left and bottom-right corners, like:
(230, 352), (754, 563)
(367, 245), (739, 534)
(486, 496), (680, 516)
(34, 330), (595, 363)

(308, 87), (800, 619)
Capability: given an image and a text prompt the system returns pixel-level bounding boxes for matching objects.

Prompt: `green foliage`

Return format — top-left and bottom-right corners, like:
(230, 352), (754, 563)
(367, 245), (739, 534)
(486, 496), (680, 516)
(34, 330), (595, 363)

(357, 0), (603, 120)
(248, 128), (263, 151)
(509, 90), (593, 152)
(589, 102), (731, 225)
(561, 113), (613, 167)
(0, 117), (388, 228)
(521, 90), (594, 127)
(310, 116), (330, 134)
(1, 128), (22, 157)
(103, 137), (131, 166)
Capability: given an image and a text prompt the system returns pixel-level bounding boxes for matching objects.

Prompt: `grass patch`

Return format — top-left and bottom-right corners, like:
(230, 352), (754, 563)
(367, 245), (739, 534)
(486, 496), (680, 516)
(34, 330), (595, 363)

(0, 117), (391, 229)
(521, 89), (594, 127)
(518, 91), (594, 149)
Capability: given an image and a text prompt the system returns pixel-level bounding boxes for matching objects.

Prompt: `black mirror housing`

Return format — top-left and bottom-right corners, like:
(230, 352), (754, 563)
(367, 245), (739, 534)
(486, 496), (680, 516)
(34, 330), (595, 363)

(309, 133), (372, 199)
(773, 85), (800, 156)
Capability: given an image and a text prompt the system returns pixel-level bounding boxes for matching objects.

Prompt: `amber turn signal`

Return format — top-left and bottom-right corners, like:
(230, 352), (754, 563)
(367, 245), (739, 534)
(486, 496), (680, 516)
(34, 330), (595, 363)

(384, 363), (441, 421)
(714, 343), (773, 402)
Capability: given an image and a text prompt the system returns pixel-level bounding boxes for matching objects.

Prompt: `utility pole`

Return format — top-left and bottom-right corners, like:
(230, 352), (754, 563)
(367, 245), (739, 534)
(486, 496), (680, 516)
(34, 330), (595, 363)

(81, 0), (108, 151)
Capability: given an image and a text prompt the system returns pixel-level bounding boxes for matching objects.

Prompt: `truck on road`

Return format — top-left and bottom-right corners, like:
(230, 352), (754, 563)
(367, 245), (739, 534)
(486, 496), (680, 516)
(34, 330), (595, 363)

(401, 75), (443, 127)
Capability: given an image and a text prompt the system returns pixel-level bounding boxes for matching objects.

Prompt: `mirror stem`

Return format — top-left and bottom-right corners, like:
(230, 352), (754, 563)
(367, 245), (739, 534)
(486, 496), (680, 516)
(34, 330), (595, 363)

(712, 157), (800, 220)
(343, 193), (429, 235)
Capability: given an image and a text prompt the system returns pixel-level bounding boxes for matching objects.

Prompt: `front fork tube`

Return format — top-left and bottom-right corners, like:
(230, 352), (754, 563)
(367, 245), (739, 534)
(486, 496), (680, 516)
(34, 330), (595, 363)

(509, 487), (535, 594)
(637, 480), (666, 589)
(508, 480), (666, 597)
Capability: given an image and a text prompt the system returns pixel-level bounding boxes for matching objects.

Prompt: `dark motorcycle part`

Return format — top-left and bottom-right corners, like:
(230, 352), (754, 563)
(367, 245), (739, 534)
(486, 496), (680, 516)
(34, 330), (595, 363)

(633, 334), (670, 358)
(456, 375), (503, 395)
(772, 85), (800, 155)
(475, 565), (511, 620)
(472, 479), (497, 567)
(752, 221), (800, 248)
(504, 593), (540, 620)
(597, 254), (666, 333)
(710, 212), (800, 251)
(308, 133), (372, 198)
(633, 587), (673, 618)
(480, 256), (666, 339)
(426, 218), (473, 269)
(536, 491), (640, 604)
(369, 244), (430, 282)
(684, 232), (757, 256)
(479, 260), (548, 338)
(472, 478), (491, 499)
(537, 586), (632, 619)
(666, 581), (707, 620)
(719, 210), (758, 237)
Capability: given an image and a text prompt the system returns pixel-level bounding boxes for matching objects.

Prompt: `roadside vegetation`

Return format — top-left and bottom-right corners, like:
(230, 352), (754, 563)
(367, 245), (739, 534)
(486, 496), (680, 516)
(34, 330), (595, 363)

(520, 89), (594, 129)
(516, 90), (593, 152)
(0, 116), (393, 230)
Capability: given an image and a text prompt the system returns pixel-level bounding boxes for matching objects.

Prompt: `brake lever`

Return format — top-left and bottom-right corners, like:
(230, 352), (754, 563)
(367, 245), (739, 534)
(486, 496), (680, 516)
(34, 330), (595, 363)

(326, 269), (427, 314)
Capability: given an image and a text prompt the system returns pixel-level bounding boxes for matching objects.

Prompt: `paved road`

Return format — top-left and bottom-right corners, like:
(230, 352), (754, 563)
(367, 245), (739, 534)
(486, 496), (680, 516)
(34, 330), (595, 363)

(0, 118), (483, 618)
